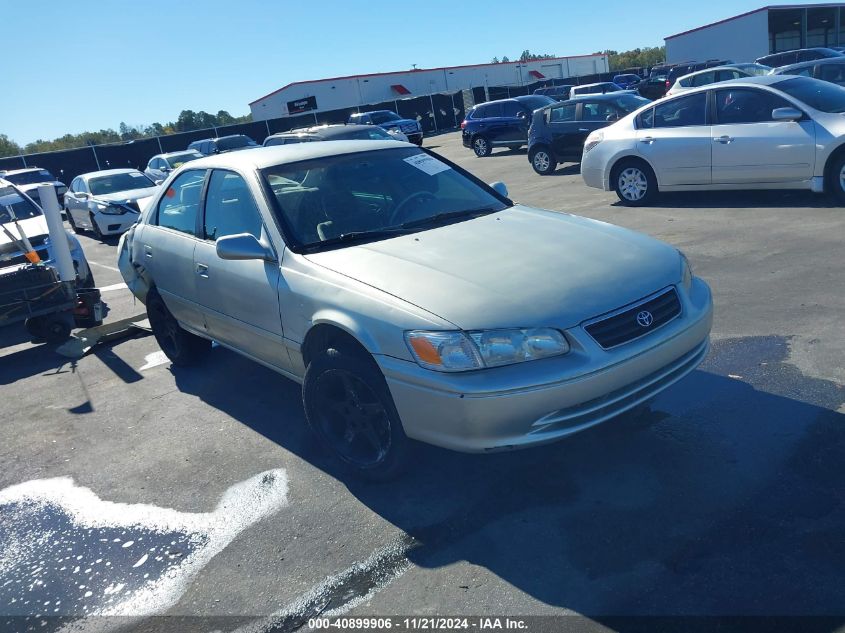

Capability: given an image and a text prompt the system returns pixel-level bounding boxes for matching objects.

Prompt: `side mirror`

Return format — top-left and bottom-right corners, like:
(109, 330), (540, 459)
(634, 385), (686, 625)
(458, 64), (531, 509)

(772, 107), (802, 121)
(216, 233), (276, 262)
(77, 192), (89, 200)
(161, 166), (171, 173)
(516, 111), (529, 119)
(490, 181), (509, 198)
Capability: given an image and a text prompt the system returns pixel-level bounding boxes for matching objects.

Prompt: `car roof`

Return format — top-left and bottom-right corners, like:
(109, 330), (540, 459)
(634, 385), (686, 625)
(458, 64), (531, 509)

(268, 124), (378, 139)
(180, 140), (415, 171)
(79, 168), (143, 180)
(677, 65), (747, 81)
(155, 150), (202, 159)
(573, 82), (615, 89)
(1, 167), (48, 176)
(775, 57), (845, 73)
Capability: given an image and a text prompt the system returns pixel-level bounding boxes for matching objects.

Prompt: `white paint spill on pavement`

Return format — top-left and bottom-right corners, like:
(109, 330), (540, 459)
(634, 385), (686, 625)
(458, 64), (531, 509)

(0, 469), (288, 622)
(138, 351), (169, 371)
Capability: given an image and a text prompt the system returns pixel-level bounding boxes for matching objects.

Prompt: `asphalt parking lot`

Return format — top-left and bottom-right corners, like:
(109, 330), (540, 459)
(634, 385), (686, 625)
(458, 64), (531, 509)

(1, 131), (844, 631)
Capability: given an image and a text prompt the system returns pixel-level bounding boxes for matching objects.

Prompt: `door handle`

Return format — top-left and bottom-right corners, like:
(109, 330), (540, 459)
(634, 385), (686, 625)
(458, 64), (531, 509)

(714, 135), (734, 144)
(196, 263), (209, 277)
(639, 136), (655, 144)
(578, 128), (590, 132)
(143, 244), (152, 258)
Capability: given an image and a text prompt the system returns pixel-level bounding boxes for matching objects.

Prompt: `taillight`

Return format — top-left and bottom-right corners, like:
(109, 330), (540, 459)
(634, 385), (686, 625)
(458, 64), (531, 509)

(460, 120), (467, 130)
(665, 80), (670, 88)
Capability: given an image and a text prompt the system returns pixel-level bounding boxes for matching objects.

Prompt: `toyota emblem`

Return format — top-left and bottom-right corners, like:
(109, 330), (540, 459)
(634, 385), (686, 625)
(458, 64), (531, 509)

(636, 310), (654, 327)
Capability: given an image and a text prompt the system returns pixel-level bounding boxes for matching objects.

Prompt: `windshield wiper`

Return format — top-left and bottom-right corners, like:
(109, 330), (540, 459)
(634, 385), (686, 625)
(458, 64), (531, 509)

(310, 226), (416, 249)
(398, 206), (501, 230)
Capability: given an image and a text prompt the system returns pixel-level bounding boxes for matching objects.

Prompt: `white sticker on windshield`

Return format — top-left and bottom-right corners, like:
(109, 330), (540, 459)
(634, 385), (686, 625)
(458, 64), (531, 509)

(403, 154), (451, 176)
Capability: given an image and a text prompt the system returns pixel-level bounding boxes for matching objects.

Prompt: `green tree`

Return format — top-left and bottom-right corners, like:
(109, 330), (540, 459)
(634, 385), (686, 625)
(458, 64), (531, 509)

(0, 133), (22, 158)
(519, 50), (556, 61)
(595, 46), (666, 71)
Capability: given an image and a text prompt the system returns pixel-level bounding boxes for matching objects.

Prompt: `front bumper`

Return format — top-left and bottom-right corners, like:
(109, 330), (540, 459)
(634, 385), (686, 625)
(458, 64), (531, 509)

(405, 131), (423, 144)
(378, 277), (712, 453)
(93, 212), (138, 236)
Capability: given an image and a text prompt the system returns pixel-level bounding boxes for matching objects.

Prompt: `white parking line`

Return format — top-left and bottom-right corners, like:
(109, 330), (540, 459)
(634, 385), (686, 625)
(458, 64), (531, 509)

(89, 261), (120, 273)
(98, 282), (128, 293)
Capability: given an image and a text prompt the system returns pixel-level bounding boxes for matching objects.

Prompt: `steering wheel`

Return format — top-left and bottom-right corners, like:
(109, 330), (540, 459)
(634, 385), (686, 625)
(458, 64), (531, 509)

(389, 191), (438, 225)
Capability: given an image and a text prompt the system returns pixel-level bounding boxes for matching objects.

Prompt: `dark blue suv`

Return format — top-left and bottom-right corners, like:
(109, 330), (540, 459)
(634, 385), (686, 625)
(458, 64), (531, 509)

(461, 95), (556, 157)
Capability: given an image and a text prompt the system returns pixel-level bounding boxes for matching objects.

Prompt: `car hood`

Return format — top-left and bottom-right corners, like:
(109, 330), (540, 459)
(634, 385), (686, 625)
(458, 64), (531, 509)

(304, 206), (682, 330)
(0, 215), (48, 248)
(92, 187), (159, 204)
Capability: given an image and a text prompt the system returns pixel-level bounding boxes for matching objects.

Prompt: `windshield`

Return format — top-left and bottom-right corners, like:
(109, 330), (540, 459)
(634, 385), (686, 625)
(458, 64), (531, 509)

(218, 135), (255, 150)
(340, 127), (392, 140)
(368, 111), (402, 124)
(261, 147), (507, 250)
(775, 76), (845, 112)
(165, 152), (202, 168)
(0, 185), (41, 223)
(611, 94), (652, 112)
(4, 170), (55, 185)
(89, 172), (155, 196)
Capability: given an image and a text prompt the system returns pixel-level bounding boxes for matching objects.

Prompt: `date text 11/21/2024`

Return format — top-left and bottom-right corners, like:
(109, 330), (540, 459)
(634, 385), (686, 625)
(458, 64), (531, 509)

(307, 617), (528, 630)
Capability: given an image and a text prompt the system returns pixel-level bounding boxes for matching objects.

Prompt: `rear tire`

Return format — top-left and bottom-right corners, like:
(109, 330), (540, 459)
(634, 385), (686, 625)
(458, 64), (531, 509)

(472, 135), (492, 157)
(529, 146), (557, 175)
(828, 153), (845, 204)
(146, 288), (211, 366)
(612, 159), (657, 206)
(303, 347), (411, 481)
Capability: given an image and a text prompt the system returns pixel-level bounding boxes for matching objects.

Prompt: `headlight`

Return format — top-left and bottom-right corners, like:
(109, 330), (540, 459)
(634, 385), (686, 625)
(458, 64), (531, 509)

(583, 131), (604, 153)
(680, 251), (693, 291)
(96, 203), (125, 215)
(406, 327), (569, 372)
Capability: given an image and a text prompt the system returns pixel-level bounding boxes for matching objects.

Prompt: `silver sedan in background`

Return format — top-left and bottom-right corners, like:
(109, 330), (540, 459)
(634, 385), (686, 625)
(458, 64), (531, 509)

(582, 75), (845, 205)
(144, 150), (203, 183)
(119, 141), (712, 479)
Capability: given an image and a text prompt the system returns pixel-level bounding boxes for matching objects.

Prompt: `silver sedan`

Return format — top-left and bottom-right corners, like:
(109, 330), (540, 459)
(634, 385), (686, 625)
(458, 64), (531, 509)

(581, 75), (845, 205)
(119, 141), (712, 479)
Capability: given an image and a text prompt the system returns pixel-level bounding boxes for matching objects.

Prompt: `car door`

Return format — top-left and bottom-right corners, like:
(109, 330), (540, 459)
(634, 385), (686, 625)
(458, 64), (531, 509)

(500, 101), (529, 142)
(141, 169), (207, 330)
(710, 87), (815, 184)
(636, 92), (711, 186)
(191, 169), (290, 371)
(476, 102), (506, 143)
(575, 100), (617, 155)
(67, 178), (92, 228)
(545, 102), (581, 159)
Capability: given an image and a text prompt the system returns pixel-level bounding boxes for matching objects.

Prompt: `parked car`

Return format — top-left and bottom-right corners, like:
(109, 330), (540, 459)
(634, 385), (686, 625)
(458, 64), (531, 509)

(118, 140), (713, 479)
(664, 60), (734, 94)
(533, 85), (574, 100)
(347, 110), (423, 145)
(728, 62), (772, 76)
(461, 95), (556, 156)
(638, 75), (670, 100)
(771, 57), (845, 87)
(756, 47), (843, 68)
(570, 82), (626, 97)
(666, 66), (751, 97)
(263, 123), (407, 146)
(64, 169), (158, 238)
(187, 135), (258, 156)
(0, 178), (94, 286)
(145, 150), (204, 183)
(581, 75), (845, 205)
(527, 93), (651, 175)
(613, 74), (642, 89)
(0, 168), (67, 206)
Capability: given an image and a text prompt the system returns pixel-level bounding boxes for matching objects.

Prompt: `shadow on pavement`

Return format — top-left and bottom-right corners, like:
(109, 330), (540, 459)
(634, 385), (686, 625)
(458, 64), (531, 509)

(617, 190), (840, 210)
(171, 336), (845, 621)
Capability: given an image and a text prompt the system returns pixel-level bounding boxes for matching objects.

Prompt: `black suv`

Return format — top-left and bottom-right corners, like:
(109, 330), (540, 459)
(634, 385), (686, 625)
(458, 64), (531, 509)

(771, 57), (845, 86)
(187, 134), (258, 156)
(756, 47), (843, 68)
(527, 93), (650, 175)
(461, 95), (556, 157)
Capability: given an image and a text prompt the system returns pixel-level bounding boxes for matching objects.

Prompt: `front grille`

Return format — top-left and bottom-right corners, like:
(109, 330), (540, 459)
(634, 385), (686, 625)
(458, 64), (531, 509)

(584, 287), (681, 349)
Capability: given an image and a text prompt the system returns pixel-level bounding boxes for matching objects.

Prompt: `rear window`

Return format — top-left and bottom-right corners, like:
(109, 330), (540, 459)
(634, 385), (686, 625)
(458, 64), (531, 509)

(3, 170), (55, 185)
(0, 185), (41, 223)
(217, 136), (255, 151)
(775, 76), (845, 112)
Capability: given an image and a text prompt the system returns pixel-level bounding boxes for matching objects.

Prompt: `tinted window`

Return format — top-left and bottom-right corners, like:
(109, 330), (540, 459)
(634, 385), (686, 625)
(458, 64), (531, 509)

(611, 94), (651, 113)
(819, 63), (845, 84)
(784, 65), (814, 76)
(166, 152), (202, 168)
(518, 96), (556, 110)
(3, 170), (55, 185)
(480, 103), (504, 118)
(641, 92), (707, 128)
(203, 171), (264, 241)
(156, 170), (205, 235)
(548, 104), (577, 122)
(715, 88), (794, 124)
(502, 101), (523, 117)
(369, 111), (402, 124)
(89, 172), (155, 195)
(581, 101), (616, 121)
(716, 69), (744, 81)
(776, 76), (845, 112)
(689, 71), (716, 87)
(217, 135), (255, 151)
(0, 185), (41, 223)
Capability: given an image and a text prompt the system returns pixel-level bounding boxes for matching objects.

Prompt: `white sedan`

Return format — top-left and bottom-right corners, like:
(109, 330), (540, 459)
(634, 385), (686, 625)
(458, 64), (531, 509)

(64, 169), (159, 238)
(581, 75), (845, 205)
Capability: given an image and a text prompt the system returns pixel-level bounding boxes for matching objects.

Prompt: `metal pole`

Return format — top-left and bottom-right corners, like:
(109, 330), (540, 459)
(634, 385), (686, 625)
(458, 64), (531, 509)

(313, 112), (318, 125)
(265, 119), (271, 137)
(20, 153), (27, 167)
(429, 94), (438, 133)
(37, 185), (75, 282)
(90, 144), (101, 170)
(156, 135), (163, 154)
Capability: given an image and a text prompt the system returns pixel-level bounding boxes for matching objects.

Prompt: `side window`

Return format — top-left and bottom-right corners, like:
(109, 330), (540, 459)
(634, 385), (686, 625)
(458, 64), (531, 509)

(70, 178), (81, 193)
(714, 88), (795, 124)
(485, 102), (504, 118)
(203, 170), (264, 242)
(501, 101), (523, 117)
(820, 64), (845, 84)
(690, 71), (715, 87)
(785, 66), (813, 76)
(581, 101), (614, 121)
(548, 103), (577, 122)
(155, 170), (205, 235)
(716, 70), (739, 81)
(647, 92), (707, 128)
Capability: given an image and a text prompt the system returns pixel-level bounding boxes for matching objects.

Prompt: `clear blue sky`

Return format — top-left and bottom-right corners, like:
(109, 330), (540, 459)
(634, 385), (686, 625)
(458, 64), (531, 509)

(0, 0), (822, 145)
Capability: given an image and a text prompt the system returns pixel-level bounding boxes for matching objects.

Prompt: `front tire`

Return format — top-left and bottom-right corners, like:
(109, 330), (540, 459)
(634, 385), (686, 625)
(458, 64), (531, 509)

(146, 288), (211, 366)
(89, 213), (104, 240)
(828, 153), (845, 204)
(529, 146), (557, 175)
(66, 210), (77, 233)
(612, 159), (657, 206)
(472, 135), (492, 157)
(303, 348), (411, 481)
